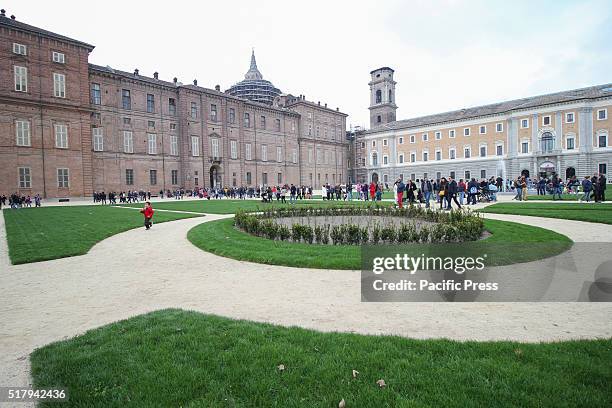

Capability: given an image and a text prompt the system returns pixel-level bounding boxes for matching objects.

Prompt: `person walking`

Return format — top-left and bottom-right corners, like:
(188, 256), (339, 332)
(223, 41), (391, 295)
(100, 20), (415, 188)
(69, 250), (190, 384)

(521, 176), (528, 201)
(580, 176), (593, 202)
(457, 178), (466, 205)
(421, 178), (432, 208)
(438, 177), (448, 210)
(599, 172), (607, 202)
(396, 178), (405, 209)
(446, 176), (462, 210)
(467, 178), (478, 205)
(140, 201), (154, 230)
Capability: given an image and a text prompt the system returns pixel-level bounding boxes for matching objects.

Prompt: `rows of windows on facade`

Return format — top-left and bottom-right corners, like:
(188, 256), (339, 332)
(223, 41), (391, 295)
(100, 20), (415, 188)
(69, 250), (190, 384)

(12, 41), (343, 149)
(364, 110), (609, 168)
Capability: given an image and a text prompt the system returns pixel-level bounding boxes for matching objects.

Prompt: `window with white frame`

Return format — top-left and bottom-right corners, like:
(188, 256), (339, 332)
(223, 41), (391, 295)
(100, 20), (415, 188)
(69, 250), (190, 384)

(57, 168), (69, 188)
(597, 109), (608, 120)
(543, 115), (551, 126)
(565, 112), (575, 123)
(520, 139), (529, 154)
(597, 131), (608, 148)
(480, 169), (486, 179)
(191, 136), (200, 156)
(245, 143), (252, 160)
(422, 133), (428, 141)
(371, 152), (377, 166)
(398, 153), (404, 163)
(53, 73), (66, 98)
(16, 120), (31, 146)
(261, 145), (267, 161)
(277, 146), (282, 162)
(410, 135), (415, 143)
(14, 66), (27, 92)
(435, 149), (441, 161)
(372, 140), (376, 147)
(92, 127), (103, 151)
(383, 139), (388, 146)
(435, 131), (441, 140)
(170, 135), (178, 155)
(496, 123), (503, 132)
(410, 152), (416, 163)
(52, 51), (65, 63)
(230, 140), (237, 159)
(147, 133), (157, 154)
(18, 167), (31, 188)
(464, 146), (471, 158)
(13, 43), (27, 55)
(520, 118), (529, 128)
(398, 137), (404, 144)
(565, 134), (575, 150)
(479, 125), (486, 134)
(422, 150), (429, 162)
(449, 147), (456, 160)
(383, 155), (388, 165)
(449, 129), (456, 138)
(211, 138), (219, 157)
(54, 124), (68, 148)
(479, 144), (487, 157)
(496, 143), (504, 156)
(464, 170), (471, 180)
(464, 128), (470, 136)
(123, 131), (133, 153)
(171, 170), (178, 185)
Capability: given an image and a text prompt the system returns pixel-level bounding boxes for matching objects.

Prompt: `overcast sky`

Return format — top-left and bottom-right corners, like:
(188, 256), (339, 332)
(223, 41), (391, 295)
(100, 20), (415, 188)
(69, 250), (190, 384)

(7, 0), (612, 128)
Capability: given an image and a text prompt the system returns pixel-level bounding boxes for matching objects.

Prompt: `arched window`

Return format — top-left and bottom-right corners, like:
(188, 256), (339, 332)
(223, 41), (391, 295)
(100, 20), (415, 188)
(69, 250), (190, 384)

(540, 132), (554, 153)
(388, 90), (393, 103)
(375, 90), (382, 104)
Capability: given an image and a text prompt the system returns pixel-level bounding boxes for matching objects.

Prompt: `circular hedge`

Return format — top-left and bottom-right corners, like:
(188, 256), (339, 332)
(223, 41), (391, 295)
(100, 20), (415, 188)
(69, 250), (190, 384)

(234, 206), (485, 245)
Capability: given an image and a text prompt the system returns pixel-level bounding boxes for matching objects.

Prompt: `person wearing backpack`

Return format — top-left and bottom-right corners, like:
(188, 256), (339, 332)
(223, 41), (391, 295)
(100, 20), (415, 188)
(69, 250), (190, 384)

(467, 178), (478, 205)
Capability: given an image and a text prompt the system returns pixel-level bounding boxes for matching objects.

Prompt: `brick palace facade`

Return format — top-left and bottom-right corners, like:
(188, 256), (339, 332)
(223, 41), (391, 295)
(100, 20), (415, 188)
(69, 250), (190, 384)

(0, 12), (348, 198)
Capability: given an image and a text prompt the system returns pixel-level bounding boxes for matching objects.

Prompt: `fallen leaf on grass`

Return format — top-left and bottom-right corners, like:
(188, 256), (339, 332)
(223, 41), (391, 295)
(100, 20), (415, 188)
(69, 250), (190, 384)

(277, 364), (285, 372)
(352, 370), (359, 378)
(376, 379), (386, 388)
(514, 348), (523, 357)
(339, 398), (346, 407)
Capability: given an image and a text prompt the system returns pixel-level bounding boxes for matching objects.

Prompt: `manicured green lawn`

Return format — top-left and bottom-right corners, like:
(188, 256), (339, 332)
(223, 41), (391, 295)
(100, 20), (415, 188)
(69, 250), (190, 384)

(188, 218), (571, 270)
(480, 202), (612, 224)
(527, 193), (581, 201)
(121, 198), (389, 214)
(30, 309), (612, 408)
(3, 206), (202, 264)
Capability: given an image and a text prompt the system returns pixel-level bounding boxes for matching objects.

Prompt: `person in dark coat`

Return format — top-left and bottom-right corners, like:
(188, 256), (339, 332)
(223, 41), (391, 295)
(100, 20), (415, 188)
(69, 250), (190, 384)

(446, 176), (462, 210)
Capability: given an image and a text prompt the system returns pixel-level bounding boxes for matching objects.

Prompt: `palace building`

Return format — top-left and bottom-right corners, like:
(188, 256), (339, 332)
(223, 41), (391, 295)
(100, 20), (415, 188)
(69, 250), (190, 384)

(359, 67), (612, 185)
(0, 11), (348, 198)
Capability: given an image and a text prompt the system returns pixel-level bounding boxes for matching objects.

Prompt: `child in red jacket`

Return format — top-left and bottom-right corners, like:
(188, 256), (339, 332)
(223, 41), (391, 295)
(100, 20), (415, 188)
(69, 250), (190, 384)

(140, 201), (154, 230)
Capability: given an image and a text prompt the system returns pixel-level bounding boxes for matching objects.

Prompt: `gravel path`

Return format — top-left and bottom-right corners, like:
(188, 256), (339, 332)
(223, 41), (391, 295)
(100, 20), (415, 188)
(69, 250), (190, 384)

(1, 207), (611, 398)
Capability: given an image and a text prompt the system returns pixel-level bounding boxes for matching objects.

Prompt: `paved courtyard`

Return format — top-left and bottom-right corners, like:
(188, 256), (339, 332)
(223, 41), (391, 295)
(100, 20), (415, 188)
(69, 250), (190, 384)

(1, 201), (612, 397)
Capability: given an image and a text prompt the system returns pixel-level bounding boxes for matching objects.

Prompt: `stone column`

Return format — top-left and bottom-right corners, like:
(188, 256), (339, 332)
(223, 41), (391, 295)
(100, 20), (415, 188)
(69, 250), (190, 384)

(555, 111), (563, 149)
(532, 113), (539, 154)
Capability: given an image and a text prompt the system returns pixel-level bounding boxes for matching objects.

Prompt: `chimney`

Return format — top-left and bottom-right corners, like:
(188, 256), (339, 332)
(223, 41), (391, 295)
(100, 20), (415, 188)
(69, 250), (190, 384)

(193, 79), (198, 86)
(215, 85), (220, 91)
(173, 77), (178, 84)
(0, 9), (5, 17)
(10, 14), (15, 19)
(153, 72), (158, 79)
(318, 101), (320, 106)
(324, 103), (327, 108)
(134, 68), (139, 76)
(336, 107), (339, 111)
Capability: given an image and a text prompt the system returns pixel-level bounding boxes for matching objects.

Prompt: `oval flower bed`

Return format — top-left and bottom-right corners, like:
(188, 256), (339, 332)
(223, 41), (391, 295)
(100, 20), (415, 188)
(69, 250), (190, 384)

(234, 206), (485, 245)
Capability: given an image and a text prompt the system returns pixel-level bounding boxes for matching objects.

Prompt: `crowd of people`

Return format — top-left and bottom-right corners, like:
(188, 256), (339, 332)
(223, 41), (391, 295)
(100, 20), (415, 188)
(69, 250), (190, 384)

(0, 193), (42, 209)
(509, 172), (607, 202)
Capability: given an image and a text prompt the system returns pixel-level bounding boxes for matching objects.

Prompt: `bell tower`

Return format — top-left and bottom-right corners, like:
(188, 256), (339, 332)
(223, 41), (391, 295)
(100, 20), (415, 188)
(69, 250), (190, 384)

(369, 67), (397, 128)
